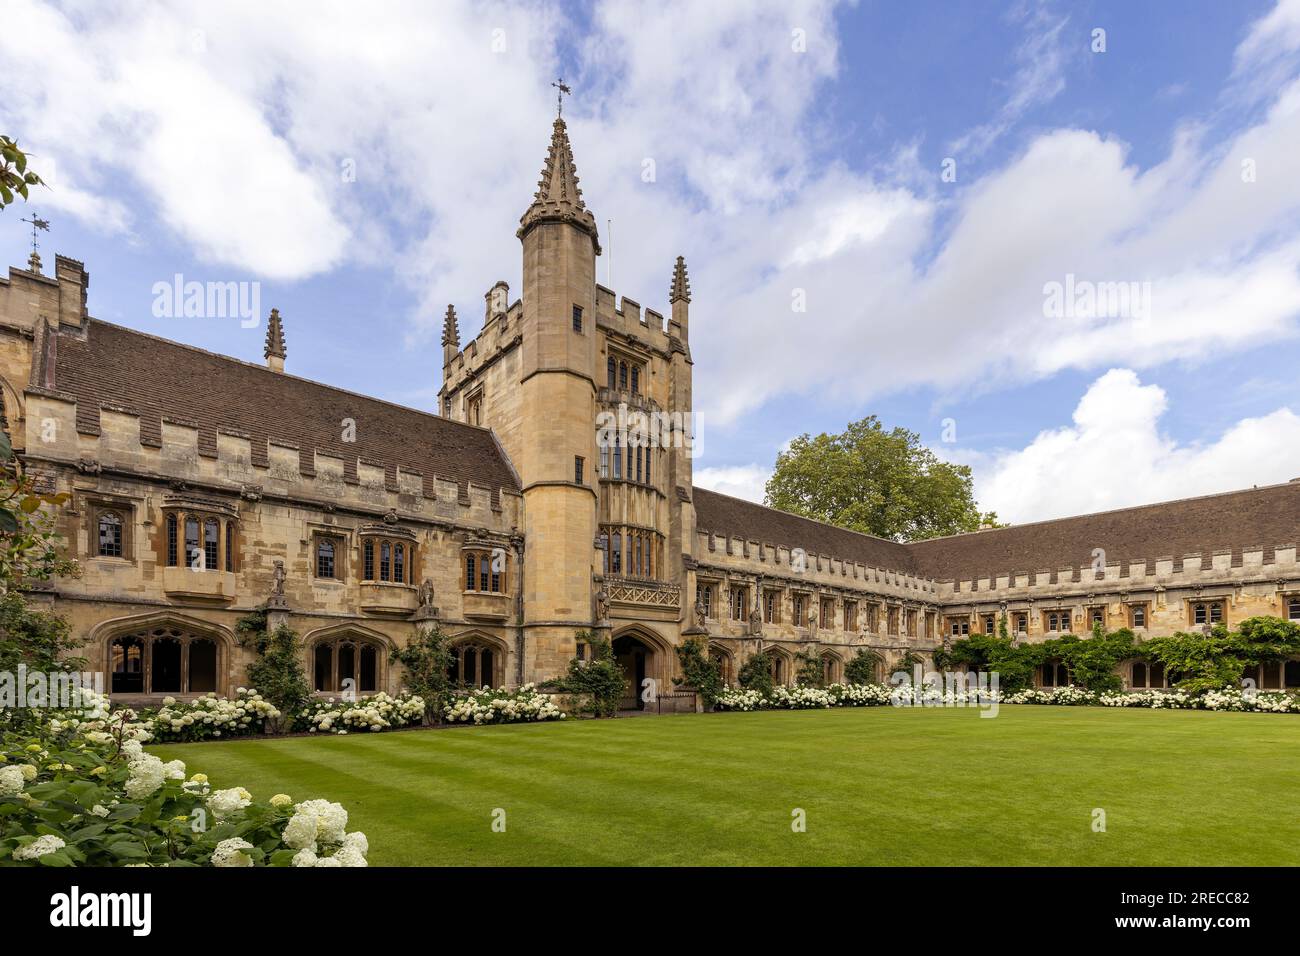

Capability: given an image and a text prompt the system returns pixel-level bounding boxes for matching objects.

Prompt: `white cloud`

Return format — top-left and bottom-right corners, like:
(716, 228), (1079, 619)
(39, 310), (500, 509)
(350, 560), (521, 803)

(1235, 0), (1300, 69)
(949, 2), (1071, 157)
(0, 0), (351, 279)
(3, 0), (1299, 435)
(973, 369), (1300, 523)
(694, 463), (771, 504)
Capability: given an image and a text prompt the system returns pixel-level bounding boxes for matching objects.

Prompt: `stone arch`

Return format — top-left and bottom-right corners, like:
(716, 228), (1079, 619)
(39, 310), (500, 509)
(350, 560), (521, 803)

(763, 644), (793, 687)
(611, 625), (673, 710)
(707, 641), (735, 685)
(301, 622), (394, 696)
(446, 629), (510, 689)
(0, 374), (22, 439)
(820, 649), (844, 685)
(88, 611), (236, 700)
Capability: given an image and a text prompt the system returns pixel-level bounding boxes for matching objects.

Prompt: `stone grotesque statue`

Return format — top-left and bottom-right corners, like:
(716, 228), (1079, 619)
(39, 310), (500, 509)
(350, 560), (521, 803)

(266, 559), (289, 610)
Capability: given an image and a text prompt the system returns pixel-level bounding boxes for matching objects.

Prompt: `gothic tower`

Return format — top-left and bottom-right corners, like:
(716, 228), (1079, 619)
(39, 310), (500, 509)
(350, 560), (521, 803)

(515, 115), (602, 676)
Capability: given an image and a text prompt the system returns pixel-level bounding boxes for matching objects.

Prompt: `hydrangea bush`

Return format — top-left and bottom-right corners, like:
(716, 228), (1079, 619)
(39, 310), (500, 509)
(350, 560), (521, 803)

(0, 692), (368, 867)
(133, 688), (281, 743)
(714, 681), (1297, 714)
(443, 683), (566, 724)
(298, 691), (426, 735)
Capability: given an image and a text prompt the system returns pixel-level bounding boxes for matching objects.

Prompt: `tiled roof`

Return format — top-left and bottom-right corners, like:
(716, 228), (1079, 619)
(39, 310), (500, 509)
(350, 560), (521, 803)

(693, 481), (1300, 583)
(51, 319), (519, 499)
(906, 481), (1300, 582)
(692, 486), (916, 572)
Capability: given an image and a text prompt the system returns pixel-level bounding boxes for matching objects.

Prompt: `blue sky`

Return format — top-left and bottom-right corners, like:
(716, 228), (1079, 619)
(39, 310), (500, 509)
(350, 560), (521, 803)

(3, 0), (1299, 522)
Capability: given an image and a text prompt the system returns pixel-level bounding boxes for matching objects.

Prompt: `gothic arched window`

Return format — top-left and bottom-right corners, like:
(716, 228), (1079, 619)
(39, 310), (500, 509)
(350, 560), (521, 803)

(312, 636), (381, 693)
(448, 642), (499, 689)
(357, 535), (412, 584)
(108, 627), (225, 697)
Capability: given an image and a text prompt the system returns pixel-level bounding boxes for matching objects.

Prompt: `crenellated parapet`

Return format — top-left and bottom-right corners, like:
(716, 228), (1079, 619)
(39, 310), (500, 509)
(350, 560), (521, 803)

(694, 528), (939, 602)
(595, 284), (675, 358)
(937, 544), (1299, 603)
(22, 387), (522, 529)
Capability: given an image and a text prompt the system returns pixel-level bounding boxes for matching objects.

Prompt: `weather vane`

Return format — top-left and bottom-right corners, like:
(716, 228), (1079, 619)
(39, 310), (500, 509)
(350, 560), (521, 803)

(19, 211), (49, 273)
(551, 77), (571, 117)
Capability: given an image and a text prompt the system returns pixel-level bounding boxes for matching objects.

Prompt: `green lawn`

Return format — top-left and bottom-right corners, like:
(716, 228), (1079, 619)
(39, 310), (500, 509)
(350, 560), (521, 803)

(150, 706), (1300, 866)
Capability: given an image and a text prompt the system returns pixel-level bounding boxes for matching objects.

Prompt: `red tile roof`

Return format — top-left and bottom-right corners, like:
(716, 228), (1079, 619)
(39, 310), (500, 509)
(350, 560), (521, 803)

(693, 481), (1300, 582)
(52, 319), (519, 500)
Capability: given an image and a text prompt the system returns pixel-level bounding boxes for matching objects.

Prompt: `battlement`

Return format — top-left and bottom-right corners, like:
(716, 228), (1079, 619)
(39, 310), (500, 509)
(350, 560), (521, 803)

(22, 388), (522, 529)
(596, 284), (674, 353)
(695, 528), (939, 600)
(0, 254), (87, 332)
(934, 544), (1300, 604)
(442, 294), (523, 386)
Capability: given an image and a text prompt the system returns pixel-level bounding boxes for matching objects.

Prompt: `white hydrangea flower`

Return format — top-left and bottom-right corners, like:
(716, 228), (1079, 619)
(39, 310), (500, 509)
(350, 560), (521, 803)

(0, 765), (26, 796)
(124, 753), (166, 799)
(292, 799), (348, 845)
(207, 787), (252, 821)
(211, 837), (254, 867)
(291, 847), (319, 867)
(13, 834), (66, 861)
(331, 844), (368, 867)
(281, 811), (320, 851)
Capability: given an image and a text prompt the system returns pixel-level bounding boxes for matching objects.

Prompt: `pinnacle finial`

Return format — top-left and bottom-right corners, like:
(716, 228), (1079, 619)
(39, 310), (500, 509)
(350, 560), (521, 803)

(670, 255), (691, 304)
(517, 113), (601, 253)
(264, 308), (286, 360)
(441, 304), (460, 349)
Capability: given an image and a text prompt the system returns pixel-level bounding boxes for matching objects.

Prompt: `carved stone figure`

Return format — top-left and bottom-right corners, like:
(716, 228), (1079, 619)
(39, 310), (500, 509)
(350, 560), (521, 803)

(418, 578), (435, 608)
(593, 575), (609, 623)
(266, 559), (289, 610)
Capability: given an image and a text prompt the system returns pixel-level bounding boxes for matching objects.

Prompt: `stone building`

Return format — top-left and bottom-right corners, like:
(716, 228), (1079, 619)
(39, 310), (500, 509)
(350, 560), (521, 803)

(2, 115), (1298, 707)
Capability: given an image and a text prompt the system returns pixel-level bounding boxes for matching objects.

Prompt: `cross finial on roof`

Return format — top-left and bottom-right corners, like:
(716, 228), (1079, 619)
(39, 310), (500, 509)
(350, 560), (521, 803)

(551, 77), (571, 117)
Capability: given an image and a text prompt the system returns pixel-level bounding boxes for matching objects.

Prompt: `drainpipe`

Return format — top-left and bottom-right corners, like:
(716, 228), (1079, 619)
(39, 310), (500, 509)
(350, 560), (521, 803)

(514, 538), (525, 687)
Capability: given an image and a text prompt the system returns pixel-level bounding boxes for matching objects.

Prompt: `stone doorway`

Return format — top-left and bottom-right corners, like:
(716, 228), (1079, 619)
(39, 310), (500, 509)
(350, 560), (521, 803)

(613, 632), (655, 711)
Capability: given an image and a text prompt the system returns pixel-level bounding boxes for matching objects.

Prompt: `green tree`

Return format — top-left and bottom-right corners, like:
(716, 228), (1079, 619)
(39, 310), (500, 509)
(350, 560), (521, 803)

(0, 431), (78, 586)
(737, 651), (774, 697)
(0, 136), (44, 210)
(844, 648), (883, 685)
(555, 632), (627, 717)
(674, 636), (723, 707)
(237, 611), (309, 731)
(794, 650), (824, 687)
(764, 416), (1001, 541)
(389, 623), (455, 724)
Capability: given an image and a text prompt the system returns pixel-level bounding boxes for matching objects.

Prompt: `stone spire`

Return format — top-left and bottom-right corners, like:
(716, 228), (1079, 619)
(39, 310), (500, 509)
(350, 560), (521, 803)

(517, 116), (601, 254)
(441, 304), (460, 369)
(669, 255), (691, 304)
(441, 304), (460, 349)
(264, 308), (286, 373)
